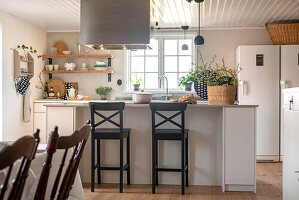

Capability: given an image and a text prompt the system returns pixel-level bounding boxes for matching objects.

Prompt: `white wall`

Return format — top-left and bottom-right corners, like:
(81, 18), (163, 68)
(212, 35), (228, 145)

(47, 28), (272, 99)
(0, 11), (47, 140)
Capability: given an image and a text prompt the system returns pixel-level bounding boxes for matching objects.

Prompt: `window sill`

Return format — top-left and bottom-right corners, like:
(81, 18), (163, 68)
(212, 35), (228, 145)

(123, 90), (196, 95)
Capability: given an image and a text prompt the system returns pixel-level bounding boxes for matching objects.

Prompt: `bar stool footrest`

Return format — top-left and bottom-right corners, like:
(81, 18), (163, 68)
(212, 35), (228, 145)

(99, 164), (129, 171)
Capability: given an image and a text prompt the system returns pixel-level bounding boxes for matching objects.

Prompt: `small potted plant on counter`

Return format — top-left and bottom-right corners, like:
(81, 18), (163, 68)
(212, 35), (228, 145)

(178, 70), (197, 91)
(131, 74), (142, 91)
(96, 87), (112, 100)
(197, 58), (242, 105)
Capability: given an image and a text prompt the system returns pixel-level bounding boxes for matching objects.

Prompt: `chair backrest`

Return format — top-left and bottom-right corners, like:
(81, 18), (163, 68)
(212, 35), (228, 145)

(150, 102), (187, 133)
(89, 102), (125, 135)
(34, 122), (91, 200)
(0, 130), (40, 200)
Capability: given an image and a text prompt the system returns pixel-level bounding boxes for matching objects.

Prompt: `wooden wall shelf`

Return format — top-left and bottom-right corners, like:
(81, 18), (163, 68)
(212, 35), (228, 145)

(42, 54), (113, 59)
(42, 69), (114, 74)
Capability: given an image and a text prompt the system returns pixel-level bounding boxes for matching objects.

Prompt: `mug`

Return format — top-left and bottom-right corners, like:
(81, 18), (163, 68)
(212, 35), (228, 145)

(48, 65), (53, 71)
(54, 65), (59, 70)
(45, 65), (49, 70)
(82, 63), (87, 68)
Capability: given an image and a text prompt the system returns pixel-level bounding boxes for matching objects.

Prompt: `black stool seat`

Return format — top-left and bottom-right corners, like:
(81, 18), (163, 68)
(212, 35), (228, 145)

(155, 129), (189, 140)
(89, 102), (130, 193)
(95, 128), (131, 139)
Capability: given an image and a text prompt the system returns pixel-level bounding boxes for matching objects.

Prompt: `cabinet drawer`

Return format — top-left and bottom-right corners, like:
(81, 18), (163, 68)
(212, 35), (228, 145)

(34, 103), (46, 113)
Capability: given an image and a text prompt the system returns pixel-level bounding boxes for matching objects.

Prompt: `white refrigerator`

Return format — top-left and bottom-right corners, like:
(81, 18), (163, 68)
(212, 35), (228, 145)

(237, 45), (280, 161)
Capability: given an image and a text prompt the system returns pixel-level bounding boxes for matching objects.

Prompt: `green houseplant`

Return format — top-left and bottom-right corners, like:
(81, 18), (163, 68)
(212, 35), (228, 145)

(96, 87), (112, 100)
(131, 73), (142, 91)
(197, 58), (242, 105)
(11, 44), (41, 60)
(178, 70), (197, 91)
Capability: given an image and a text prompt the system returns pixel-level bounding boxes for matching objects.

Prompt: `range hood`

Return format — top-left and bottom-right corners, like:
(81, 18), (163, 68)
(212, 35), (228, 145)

(80, 0), (153, 50)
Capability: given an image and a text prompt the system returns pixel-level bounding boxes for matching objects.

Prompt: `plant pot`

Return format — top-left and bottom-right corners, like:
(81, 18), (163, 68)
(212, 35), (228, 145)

(207, 85), (236, 105)
(133, 84), (140, 91)
(100, 94), (107, 100)
(184, 83), (192, 91)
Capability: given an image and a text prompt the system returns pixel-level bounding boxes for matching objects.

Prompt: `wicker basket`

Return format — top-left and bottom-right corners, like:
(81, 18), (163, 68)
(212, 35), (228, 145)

(207, 85), (236, 105)
(266, 23), (299, 45)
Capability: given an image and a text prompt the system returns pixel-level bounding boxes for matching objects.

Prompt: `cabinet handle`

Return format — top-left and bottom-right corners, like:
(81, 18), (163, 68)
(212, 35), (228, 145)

(289, 96), (294, 110)
(295, 171), (299, 173)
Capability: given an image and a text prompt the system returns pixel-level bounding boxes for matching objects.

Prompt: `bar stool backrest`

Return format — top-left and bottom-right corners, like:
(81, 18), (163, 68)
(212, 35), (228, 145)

(150, 103), (187, 133)
(89, 102), (125, 135)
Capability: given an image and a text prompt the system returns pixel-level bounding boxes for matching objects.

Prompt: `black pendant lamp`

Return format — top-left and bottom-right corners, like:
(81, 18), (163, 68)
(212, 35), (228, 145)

(194, 0), (204, 45)
(181, 26), (189, 50)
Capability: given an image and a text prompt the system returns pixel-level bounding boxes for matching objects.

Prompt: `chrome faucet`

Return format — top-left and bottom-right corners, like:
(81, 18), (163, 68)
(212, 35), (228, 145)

(159, 75), (169, 100)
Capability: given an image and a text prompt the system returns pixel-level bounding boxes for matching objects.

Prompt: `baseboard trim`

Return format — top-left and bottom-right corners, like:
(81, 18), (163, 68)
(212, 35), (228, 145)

(225, 184), (256, 193)
(256, 155), (281, 162)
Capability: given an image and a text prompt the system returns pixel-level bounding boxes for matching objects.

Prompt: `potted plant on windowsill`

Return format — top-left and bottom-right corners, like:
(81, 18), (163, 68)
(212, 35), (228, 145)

(96, 87), (112, 100)
(197, 58), (242, 105)
(178, 70), (197, 91)
(131, 74), (142, 91)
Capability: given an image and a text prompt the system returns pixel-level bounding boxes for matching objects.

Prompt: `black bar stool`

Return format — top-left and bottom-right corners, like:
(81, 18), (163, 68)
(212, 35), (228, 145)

(150, 102), (189, 195)
(89, 102), (131, 193)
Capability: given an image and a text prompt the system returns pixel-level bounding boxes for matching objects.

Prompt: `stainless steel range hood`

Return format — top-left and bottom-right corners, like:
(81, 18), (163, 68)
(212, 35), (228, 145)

(80, 0), (152, 50)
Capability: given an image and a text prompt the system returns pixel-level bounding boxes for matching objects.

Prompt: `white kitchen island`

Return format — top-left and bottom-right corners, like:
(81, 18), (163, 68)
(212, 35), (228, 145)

(33, 100), (257, 192)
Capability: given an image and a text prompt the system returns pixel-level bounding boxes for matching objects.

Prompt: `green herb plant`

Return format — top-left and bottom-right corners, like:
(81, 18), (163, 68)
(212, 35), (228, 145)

(96, 87), (112, 95)
(178, 70), (196, 87)
(11, 44), (41, 59)
(131, 73), (142, 85)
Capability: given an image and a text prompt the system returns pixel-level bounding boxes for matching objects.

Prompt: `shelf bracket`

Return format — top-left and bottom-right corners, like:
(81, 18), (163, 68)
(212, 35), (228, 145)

(108, 58), (111, 66)
(48, 58), (53, 65)
(49, 74), (52, 79)
(108, 73), (111, 82)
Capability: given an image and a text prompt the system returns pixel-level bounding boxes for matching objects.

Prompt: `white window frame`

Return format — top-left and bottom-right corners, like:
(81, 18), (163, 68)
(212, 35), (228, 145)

(125, 32), (197, 93)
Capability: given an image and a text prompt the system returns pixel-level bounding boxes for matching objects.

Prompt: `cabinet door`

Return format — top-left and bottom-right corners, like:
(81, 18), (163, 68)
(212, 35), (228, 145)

(281, 45), (299, 88)
(283, 109), (299, 200)
(33, 113), (46, 143)
(46, 107), (75, 138)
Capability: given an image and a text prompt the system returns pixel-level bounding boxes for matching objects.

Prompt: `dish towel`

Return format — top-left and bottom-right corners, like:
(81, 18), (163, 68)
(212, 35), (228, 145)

(23, 85), (32, 123)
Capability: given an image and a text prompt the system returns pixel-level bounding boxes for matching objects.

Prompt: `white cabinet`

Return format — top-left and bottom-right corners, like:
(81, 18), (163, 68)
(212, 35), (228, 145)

(46, 106), (75, 137)
(283, 88), (299, 200)
(223, 107), (256, 192)
(33, 103), (46, 143)
(281, 45), (299, 89)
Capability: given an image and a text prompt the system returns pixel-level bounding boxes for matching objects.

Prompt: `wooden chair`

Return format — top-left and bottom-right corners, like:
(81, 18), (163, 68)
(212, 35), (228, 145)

(0, 130), (40, 200)
(150, 102), (189, 195)
(34, 121), (91, 200)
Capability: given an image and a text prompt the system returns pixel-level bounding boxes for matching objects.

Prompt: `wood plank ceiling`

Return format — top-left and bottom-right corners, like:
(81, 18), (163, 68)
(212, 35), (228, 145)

(0, 0), (297, 31)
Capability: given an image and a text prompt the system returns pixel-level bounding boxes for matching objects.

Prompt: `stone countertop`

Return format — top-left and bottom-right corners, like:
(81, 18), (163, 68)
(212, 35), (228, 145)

(34, 99), (258, 108)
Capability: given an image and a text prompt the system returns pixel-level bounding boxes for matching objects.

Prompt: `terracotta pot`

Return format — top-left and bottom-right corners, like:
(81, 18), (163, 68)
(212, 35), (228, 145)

(207, 85), (236, 105)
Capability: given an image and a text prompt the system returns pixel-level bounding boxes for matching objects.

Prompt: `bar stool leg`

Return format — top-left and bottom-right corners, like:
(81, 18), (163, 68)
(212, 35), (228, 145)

(120, 138), (124, 193)
(185, 134), (189, 187)
(181, 138), (185, 195)
(127, 133), (130, 185)
(97, 139), (101, 184)
(156, 140), (158, 186)
(91, 136), (95, 192)
(152, 138), (156, 194)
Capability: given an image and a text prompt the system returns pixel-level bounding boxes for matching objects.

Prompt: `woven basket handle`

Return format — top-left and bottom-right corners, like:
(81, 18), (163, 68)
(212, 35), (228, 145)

(208, 69), (237, 85)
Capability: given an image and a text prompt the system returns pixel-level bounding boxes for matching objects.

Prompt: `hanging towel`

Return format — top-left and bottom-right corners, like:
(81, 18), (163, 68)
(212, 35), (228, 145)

(23, 86), (32, 122)
(15, 76), (30, 95)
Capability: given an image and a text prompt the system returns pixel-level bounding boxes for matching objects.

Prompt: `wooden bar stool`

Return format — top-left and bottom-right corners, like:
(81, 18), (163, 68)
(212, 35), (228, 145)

(89, 102), (131, 193)
(150, 102), (189, 195)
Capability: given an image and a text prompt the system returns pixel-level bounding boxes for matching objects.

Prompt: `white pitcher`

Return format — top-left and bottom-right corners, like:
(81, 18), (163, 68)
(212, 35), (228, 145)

(67, 87), (77, 98)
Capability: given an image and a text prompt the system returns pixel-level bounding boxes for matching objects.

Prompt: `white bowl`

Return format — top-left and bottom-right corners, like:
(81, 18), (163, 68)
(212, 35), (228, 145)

(62, 51), (71, 55)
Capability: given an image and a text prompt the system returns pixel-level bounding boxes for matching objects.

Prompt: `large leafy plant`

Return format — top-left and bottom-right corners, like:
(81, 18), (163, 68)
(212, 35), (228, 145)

(196, 52), (242, 86)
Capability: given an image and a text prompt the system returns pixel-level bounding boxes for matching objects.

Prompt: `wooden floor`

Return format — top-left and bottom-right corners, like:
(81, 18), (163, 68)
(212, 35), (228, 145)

(83, 163), (282, 200)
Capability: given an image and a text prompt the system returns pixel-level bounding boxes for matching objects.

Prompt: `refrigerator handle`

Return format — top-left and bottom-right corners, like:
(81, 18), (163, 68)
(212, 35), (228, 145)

(238, 80), (247, 96)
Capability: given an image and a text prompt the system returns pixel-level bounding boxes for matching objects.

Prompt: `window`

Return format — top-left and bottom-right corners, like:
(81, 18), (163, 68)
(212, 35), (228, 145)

(127, 34), (195, 91)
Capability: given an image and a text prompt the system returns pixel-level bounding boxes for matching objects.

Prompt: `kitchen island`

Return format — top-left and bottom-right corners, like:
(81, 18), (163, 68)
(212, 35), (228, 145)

(33, 100), (257, 192)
